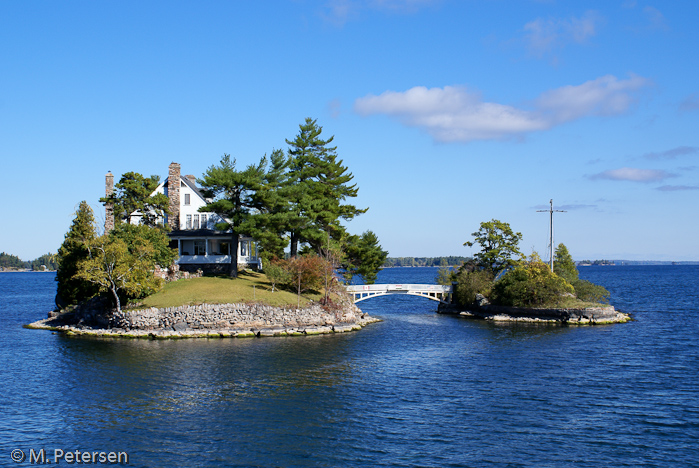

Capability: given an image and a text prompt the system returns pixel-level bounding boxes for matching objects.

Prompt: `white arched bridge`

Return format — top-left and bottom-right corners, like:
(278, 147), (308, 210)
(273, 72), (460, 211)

(345, 284), (453, 304)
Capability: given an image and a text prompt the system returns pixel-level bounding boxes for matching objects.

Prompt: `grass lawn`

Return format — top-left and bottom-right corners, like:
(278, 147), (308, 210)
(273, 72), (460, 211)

(138, 271), (324, 309)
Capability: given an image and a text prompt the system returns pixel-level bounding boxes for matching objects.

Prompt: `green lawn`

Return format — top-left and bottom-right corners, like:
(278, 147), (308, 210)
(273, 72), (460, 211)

(138, 271), (323, 309)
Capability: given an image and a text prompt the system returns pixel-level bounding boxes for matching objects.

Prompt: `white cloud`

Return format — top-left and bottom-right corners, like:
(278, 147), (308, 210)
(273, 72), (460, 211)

(657, 185), (699, 192)
(354, 75), (649, 142)
(321, 0), (437, 25)
(523, 11), (603, 57)
(644, 146), (698, 159)
(643, 6), (669, 31)
(679, 93), (699, 112)
(588, 167), (676, 182)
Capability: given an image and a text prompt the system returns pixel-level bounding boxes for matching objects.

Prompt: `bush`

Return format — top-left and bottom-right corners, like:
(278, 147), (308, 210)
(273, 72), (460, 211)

(491, 256), (574, 308)
(572, 279), (610, 304)
(454, 269), (494, 307)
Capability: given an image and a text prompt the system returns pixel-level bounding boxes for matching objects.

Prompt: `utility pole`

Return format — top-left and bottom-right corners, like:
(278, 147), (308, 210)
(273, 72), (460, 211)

(537, 199), (566, 272)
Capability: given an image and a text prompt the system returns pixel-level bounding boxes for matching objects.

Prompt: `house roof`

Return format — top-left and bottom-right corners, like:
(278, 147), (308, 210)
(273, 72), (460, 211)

(164, 175), (207, 202)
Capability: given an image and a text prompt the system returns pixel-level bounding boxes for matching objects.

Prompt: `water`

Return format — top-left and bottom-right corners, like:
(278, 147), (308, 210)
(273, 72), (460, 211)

(1, 267), (697, 467)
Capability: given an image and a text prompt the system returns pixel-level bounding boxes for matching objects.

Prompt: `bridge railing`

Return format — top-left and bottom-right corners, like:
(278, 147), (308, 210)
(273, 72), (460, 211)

(345, 284), (452, 293)
(345, 284), (452, 304)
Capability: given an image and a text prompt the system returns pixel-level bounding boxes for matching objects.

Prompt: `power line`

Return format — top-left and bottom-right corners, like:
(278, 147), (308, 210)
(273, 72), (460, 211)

(537, 199), (566, 272)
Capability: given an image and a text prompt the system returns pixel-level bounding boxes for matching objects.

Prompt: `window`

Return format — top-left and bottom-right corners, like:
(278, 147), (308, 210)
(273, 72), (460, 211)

(201, 214), (207, 229)
(193, 214), (199, 229)
(184, 193), (190, 205)
(186, 214), (192, 229)
(194, 240), (206, 255)
(241, 241), (248, 257)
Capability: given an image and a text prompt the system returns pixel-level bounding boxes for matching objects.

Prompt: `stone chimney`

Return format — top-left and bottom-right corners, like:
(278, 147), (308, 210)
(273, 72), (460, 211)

(105, 171), (115, 233)
(168, 162), (181, 230)
(185, 174), (197, 186)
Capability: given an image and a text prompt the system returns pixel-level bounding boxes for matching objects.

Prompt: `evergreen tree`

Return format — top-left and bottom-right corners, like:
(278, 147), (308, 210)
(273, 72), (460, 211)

(553, 243), (578, 283)
(342, 231), (388, 284)
(100, 172), (169, 226)
(285, 118), (366, 256)
(244, 149), (292, 259)
(56, 201), (100, 307)
(198, 154), (265, 277)
(0, 252), (27, 269)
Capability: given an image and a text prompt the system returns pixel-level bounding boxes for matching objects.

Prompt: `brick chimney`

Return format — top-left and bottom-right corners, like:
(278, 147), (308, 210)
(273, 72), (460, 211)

(185, 174), (197, 186)
(105, 171), (114, 233)
(168, 162), (181, 230)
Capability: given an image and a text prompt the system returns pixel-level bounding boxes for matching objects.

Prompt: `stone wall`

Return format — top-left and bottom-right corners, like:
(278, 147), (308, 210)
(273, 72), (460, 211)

(29, 297), (379, 338)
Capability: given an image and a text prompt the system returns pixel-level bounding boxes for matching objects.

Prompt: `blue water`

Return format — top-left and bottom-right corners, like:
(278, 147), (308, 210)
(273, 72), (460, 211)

(1, 267), (697, 467)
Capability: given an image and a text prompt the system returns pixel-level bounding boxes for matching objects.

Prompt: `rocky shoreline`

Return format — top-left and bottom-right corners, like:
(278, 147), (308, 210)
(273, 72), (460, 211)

(437, 301), (630, 324)
(27, 297), (380, 339)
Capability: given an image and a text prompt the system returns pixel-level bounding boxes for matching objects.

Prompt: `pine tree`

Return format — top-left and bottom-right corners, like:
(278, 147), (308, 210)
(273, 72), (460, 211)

(56, 201), (100, 307)
(553, 243), (578, 283)
(198, 154), (265, 277)
(100, 172), (169, 226)
(285, 118), (366, 256)
(342, 231), (388, 284)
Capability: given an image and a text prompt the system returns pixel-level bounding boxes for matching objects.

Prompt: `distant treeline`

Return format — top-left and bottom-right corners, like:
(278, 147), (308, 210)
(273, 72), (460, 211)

(383, 256), (469, 267)
(0, 252), (58, 271)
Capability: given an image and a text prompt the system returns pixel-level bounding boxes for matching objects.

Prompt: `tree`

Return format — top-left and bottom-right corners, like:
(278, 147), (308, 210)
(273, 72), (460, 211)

(342, 231), (388, 284)
(490, 254), (574, 307)
(56, 201), (100, 307)
(75, 236), (163, 313)
(198, 154), (265, 278)
(554, 243), (578, 283)
(109, 223), (177, 269)
(244, 149), (292, 260)
(100, 172), (169, 226)
(453, 269), (494, 307)
(281, 255), (326, 308)
(285, 118), (366, 256)
(263, 259), (291, 293)
(464, 219), (523, 276)
(0, 252), (27, 269)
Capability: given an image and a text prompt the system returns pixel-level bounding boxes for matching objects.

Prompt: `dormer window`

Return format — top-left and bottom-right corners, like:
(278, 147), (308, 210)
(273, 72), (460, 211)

(184, 194), (190, 205)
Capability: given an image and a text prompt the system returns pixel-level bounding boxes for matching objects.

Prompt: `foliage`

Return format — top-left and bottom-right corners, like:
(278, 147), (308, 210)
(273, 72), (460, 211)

(100, 172), (169, 226)
(491, 254), (574, 308)
(75, 236), (163, 312)
(285, 118), (367, 256)
(464, 219), (523, 276)
(29, 253), (58, 271)
(0, 252), (27, 269)
(342, 230), (388, 284)
(263, 259), (291, 293)
(435, 266), (455, 286)
(554, 243), (579, 283)
(453, 269), (494, 307)
(198, 154), (265, 277)
(109, 223), (177, 268)
(56, 201), (100, 306)
(279, 255), (328, 307)
(571, 279), (610, 304)
(244, 149), (292, 259)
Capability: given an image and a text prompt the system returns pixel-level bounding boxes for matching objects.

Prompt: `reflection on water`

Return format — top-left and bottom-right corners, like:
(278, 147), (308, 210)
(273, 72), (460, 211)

(2, 268), (699, 467)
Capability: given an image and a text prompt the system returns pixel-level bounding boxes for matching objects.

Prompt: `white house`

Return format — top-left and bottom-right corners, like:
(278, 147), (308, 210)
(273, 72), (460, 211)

(105, 162), (261, 273)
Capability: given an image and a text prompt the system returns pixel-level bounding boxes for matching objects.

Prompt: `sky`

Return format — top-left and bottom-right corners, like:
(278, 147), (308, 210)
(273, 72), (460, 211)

(1, 0), (698, 262)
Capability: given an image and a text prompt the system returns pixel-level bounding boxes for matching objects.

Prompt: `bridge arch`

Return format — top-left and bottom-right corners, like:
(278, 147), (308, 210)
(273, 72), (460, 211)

(345, 284), (452, 304)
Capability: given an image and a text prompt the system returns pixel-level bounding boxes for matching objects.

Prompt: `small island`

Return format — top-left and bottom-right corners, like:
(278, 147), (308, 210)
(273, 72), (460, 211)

(436, 219), (630, 325)
(28, 119), (386, 339)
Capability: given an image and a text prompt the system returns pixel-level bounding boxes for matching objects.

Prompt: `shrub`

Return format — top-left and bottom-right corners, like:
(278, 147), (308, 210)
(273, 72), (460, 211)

(491, 255), (574, 307)
(454, 269), (494, 307)
(572, 279), (610, 304)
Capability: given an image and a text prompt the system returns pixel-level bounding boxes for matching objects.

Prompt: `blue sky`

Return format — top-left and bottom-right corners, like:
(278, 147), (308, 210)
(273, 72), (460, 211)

(2, 0), (698, 261)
